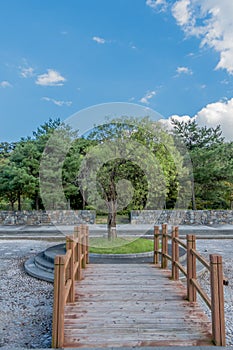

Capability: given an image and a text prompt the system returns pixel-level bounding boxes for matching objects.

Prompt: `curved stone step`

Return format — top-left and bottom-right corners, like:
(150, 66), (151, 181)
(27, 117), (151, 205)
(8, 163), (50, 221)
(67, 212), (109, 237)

(43, 243), (65, 263)
(34, 252), (55, 272)
(24, 256), (54, 283)
(24, 244), (66, 282)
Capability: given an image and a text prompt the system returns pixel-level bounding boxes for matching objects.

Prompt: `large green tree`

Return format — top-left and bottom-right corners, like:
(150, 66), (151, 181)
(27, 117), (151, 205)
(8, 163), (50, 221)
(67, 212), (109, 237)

(62, 137), (96, 209)
(78, 117), (191, 238)
(0, 160), (35, 210)
(10, 138), (41, 209)
(0, 118), (66, 210)
(39, 122), (80, 210)
(171, 118), (232, 209)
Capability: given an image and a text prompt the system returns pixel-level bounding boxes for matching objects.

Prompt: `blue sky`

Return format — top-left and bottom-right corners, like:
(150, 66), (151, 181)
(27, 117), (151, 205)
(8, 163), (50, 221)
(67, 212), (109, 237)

(1, 0), (233, 142)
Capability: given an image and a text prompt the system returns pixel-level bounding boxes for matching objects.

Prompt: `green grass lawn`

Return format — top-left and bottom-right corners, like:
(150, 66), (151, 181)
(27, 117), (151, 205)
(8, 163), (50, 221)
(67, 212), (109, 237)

(89, 237), (153, 254)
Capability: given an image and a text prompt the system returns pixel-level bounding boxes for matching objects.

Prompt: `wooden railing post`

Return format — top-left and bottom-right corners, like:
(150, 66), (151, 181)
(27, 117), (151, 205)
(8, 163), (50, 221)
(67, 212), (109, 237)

(161, 223), (168, 269)
(52, 256), (65, 348)
(73, 226), (79, 281)
(52, 225), (89, 348)
(153, 225), (160, 265)
(66, 237), (75, 303)
(210, 254), (226, 346)
(172, 226), (179, 280)
(77, 227), (82, 280)
(81, 224), (87, 269)
(74, 226), (82, 281)
(187, 234), (197, 302)
(85, 225), (89, 264)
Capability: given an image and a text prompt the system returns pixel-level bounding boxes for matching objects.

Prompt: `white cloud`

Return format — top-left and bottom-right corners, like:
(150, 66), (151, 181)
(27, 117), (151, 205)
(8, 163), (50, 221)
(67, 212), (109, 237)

(176, 66), (193, 75)
(172, 0), (192, 26)
(36, 69), (66, 86)
(164, 98), (233, 141)
(92, 36), (106, 44)
(139, 90), (156, 104)
(146, 0), (167, 11)
(171, 0), (233, 75)
(42, 97), (72, 107)
(0, 80), (12, 88)
(196, 98), (233, 141)
(20, 66), (35, 78)
(159, 114), (192, 130)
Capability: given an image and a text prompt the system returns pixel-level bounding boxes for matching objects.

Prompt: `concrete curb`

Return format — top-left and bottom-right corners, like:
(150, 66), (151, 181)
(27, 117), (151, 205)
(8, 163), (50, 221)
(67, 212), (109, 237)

(90, 251), (154, 259)
(0, 235), (65, 240)
(1, 234), (233, 240)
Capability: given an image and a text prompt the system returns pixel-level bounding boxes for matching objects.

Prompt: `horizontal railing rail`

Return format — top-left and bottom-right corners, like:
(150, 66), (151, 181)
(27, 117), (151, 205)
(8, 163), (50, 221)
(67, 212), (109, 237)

(154, 224), (228, 346)
(52, 224), (89, 348)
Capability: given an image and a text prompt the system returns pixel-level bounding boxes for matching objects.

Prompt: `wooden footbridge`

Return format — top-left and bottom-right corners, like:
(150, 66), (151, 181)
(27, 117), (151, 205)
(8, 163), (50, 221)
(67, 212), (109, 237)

(52, 224), (228, 348)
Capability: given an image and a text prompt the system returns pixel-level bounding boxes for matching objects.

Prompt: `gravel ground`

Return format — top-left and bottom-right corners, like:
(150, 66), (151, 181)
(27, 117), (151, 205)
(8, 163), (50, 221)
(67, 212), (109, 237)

(0, 238), (233, 348)
(0, 240), (55, 349)
(196, 239), (233, 346)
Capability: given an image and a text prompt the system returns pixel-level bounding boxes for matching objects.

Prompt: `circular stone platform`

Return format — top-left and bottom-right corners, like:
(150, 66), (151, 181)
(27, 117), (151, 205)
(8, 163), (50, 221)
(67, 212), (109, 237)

(24, 242), (187, 283)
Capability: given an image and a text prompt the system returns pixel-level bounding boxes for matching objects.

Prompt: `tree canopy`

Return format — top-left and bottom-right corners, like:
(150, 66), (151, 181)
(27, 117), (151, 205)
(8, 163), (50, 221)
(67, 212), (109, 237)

(0, 116), (232, 215)
(171, 118), (233, 209)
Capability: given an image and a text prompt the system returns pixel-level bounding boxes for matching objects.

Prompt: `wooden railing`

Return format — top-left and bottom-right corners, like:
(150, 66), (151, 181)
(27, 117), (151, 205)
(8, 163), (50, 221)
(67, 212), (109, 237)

(52, 224), (89, 348)
(154, 223), (228, 346)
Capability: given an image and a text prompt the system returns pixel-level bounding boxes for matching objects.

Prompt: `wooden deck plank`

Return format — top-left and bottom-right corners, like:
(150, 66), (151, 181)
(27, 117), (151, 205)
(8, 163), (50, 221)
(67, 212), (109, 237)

(63, 263), (213, 348)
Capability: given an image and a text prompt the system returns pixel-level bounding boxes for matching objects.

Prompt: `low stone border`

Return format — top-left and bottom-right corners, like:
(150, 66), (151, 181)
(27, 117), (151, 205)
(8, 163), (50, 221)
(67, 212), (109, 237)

(90, 243), (187, 261)
(25, 242), (188, 282)
(90, 251), (154, 259)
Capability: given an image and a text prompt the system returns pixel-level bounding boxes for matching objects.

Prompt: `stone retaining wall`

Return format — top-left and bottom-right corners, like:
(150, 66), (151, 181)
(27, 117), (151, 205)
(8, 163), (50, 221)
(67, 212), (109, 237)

(130, 210), (233, 225)
(1, 210), (232, 226)
(0, 210), (96, 225)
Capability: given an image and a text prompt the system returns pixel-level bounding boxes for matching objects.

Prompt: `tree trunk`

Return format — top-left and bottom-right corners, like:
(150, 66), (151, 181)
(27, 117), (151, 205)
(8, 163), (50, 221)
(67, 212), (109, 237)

(82, 192), (86, 209)
(35, 195), (39, 210)
(17, 192), (21, 211)
(10, 200), (14, 211)
(191, 180), (196, 210)
(107, 201), (117, 240)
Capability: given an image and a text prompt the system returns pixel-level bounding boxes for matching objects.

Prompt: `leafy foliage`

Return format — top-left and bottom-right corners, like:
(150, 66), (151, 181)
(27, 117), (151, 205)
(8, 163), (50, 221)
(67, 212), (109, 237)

(0, 116), (232, 214)
(171, 118), (233, 209)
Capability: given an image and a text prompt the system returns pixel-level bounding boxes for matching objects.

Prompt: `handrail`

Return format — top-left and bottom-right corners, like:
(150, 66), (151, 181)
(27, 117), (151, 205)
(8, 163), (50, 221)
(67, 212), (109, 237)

(173, 236), (187, 250)
(191, 278), (211, 309)
(52, 224), (89, 348)
(174, 261), (187, 277)
(153, 224), (228, 346)
(191, 248), (210, 271)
